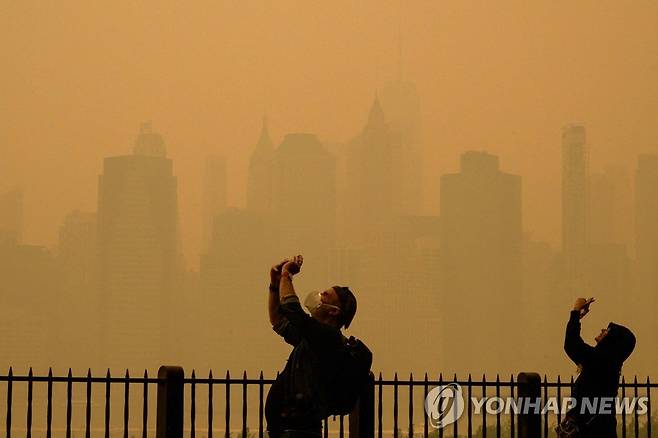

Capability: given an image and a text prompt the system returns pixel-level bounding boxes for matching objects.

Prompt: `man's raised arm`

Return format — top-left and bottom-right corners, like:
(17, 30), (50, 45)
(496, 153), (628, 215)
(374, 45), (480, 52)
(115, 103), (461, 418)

(280, 255), (303, 302)
(268, 259), (288, 326)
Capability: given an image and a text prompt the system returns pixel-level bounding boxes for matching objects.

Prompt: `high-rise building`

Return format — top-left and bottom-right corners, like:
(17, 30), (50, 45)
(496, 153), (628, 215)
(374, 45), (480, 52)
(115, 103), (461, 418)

(440, 151), (522, 372)
(588, 165), (632, 246)
(586, 166), (632, 314)
(271, 133), (336, 285)
(202, 155), (227, 252)
(97, 123), (181, 371)
(0, 242), (60, 370)
(634, 154), (658, 304)
(378, 80), (422, 215)
(247, 115), (275, 214)
(200, 208), (274, 371)
(57, 210), (99, 365)
(561, 125), (589, 294)
(345, 95), (394, 243)
(0, 188), (23, 244)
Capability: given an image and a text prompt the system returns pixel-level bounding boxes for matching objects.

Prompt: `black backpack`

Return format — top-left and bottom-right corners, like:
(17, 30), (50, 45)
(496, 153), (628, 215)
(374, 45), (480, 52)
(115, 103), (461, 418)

(326, 336), (373, 416)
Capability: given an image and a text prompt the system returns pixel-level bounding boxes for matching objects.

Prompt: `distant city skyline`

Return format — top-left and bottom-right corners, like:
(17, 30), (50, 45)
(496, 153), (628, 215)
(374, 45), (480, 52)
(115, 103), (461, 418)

(1, 0), (657, 380)
(3, 2), (657, 266)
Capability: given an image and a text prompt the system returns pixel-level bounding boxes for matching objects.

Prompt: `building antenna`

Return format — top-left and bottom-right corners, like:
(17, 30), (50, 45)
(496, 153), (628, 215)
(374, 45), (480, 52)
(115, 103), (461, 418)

(397, 9), (403, 81)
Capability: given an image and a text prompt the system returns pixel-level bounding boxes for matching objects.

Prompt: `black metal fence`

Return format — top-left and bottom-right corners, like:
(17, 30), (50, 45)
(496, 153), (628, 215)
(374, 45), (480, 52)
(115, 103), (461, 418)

(0, 367), (655, 438)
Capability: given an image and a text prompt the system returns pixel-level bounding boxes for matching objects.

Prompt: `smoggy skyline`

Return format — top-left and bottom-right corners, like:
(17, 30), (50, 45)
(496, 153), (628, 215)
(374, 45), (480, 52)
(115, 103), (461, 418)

(2, 1), (657, 268)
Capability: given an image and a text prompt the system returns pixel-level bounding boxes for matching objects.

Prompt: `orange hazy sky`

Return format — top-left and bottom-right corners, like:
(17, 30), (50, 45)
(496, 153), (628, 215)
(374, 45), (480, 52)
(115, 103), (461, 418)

(2, 1), (657, 268)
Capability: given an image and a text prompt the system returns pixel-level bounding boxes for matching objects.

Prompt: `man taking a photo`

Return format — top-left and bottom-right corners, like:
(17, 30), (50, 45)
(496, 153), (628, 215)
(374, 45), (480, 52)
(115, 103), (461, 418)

(265, 255), (363, 438)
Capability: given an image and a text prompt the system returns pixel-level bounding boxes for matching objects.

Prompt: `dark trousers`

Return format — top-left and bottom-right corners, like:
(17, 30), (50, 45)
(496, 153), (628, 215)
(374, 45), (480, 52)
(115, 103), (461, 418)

(268, 427), (322, 438)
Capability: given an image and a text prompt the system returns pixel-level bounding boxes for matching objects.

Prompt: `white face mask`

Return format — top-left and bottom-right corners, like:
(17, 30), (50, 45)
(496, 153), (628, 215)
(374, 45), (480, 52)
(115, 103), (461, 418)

(303, 291), (340, 315)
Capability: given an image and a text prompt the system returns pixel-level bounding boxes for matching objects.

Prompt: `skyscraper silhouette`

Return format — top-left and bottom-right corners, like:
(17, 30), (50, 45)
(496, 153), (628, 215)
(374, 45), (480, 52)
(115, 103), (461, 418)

(379, 80), (422, 216)
(561, 125), (589, 294)
(57, 210), (99, 365)
(0, 188), (23, 244)
(440, 151), (522, 372)
(202, 154), (227, 252)
(271, 133), (336, 285)
(345, 95), (394, 243)
(247, 115), (275, 214)
(97, 122), (181, 371)
(634, 154), (658, 338)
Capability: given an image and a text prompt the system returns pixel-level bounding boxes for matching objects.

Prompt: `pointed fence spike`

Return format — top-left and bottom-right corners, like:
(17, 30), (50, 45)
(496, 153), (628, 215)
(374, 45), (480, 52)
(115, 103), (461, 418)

(496, 374), (500, 382)
(209, 369), (214, 379)
(226, 370), (230, 379)
(48, 368), (53, 377)
(125, 369), (130, 378)
(409, 372), (413, 381)
(106, 368), (111, 378)
(482, 374), (486, 382)
(68, 368), (73, 377)
(243, 370), (247, 379)
(144, 369), (148, 378)
(191, 369), (196, 378)
(259, 370), (263, 379)
(29, 367), (33, 376)
(87, 368), (92, 378)
(424, 372), (428, 381)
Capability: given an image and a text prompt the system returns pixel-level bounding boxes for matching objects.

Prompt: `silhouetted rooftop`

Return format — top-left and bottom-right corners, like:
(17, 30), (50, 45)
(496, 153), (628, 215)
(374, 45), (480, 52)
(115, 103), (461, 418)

(276, 133), (329, 156)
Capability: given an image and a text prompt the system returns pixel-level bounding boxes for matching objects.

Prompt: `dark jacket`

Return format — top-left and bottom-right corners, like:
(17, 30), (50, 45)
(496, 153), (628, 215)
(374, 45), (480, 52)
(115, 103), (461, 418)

(266, 295), (344, 436)
(564, 310), (636, 437)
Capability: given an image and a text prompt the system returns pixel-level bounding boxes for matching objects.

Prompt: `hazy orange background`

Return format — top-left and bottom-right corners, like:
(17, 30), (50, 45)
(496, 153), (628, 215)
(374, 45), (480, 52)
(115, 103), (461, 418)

(2, 0), (657, 269)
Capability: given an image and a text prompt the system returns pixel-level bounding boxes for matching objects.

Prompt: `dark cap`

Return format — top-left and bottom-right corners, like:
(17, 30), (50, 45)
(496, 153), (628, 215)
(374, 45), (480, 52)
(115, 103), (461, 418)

(333, 286), (357, 329)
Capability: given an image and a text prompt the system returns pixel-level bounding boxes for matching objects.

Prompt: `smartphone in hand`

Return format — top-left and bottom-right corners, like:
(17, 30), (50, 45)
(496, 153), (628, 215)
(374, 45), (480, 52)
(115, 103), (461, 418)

(580, 297), (595, 317)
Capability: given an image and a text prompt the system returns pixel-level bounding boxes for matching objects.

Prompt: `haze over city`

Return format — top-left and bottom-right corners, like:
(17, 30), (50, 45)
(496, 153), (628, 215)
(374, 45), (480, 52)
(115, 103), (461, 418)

(1, 0), (657, 384)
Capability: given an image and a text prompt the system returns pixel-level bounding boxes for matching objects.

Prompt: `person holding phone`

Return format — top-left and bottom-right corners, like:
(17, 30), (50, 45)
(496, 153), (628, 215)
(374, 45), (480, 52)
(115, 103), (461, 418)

(559, 298), (636, 437)
(265, 255), (359, 438)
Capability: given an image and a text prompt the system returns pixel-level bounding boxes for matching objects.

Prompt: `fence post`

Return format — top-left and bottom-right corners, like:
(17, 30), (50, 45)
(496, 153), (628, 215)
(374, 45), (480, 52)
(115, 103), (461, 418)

(349, 372), (375, 438)
(156, 366), (184, 438)
(517, 372), (541, 438)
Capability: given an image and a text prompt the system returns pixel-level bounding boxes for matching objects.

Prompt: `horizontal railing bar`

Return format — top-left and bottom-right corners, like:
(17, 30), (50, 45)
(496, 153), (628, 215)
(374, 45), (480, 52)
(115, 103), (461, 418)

(0, 375), (653, 388)
(0, 376), (161, 384)
(377, 380), (516, 387)
(184, 378), (276, 384)
(375, 380), (657, 388)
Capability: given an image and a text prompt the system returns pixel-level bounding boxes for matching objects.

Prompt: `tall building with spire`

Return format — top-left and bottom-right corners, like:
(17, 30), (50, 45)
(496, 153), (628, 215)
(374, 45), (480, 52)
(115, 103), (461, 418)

(345, 95), (394, 242)
(561, 125), (589, 295)
(97, 122), (181, 371)
(378, 80), (422, 216)
(247, 115), (275, 214)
